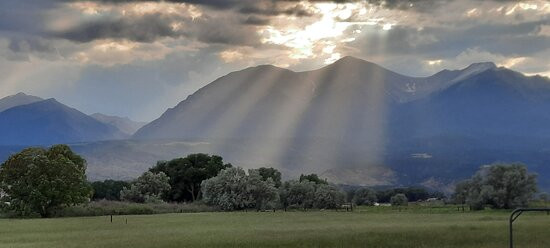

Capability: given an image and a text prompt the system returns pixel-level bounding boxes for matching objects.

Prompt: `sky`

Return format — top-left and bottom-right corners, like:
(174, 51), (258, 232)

(0, 0), (549, 122)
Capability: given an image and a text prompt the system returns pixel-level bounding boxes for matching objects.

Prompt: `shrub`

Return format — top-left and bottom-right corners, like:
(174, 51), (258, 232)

(120, 171), (171, 203)
(390, 193), (408, 206)
(353, 188), (378, 206)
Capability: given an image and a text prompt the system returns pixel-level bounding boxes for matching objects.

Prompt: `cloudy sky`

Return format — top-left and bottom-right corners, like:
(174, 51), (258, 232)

(0, 0), (549, 121)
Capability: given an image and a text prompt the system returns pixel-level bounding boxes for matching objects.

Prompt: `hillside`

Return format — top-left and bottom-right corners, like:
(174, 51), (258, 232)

(0, 92), (43, 112)
(91, 113), (147, 135)
(0, 99), (127, 145)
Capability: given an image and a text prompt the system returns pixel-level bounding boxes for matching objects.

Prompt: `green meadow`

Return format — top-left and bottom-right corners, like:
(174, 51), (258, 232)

(1, 206), (549, 248)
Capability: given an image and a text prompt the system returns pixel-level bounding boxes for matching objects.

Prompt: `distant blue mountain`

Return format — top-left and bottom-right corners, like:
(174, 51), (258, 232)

(0, 98), (127, 145)
(91, 113), (147, 136)
(0, 92), (43, 112)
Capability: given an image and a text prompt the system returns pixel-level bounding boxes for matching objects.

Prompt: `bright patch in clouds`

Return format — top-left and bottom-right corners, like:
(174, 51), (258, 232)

(498, 57), (527, 68)
(219, 50), (244, 63)
(260, 2), (394, 64)
(427, 60), (443, 66)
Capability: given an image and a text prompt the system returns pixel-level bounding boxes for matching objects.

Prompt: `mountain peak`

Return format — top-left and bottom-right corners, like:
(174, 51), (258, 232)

(323, 56), (388, 73)
(40, 98), (61, 105)
(0, 97), (127, 145)
(464, 62), (497, 72)
(331, 56), (371, 66)
(0, 92), (44, 112)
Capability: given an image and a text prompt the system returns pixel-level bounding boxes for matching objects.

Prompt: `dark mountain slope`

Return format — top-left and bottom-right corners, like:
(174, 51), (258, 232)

(0, 99), (127, 145)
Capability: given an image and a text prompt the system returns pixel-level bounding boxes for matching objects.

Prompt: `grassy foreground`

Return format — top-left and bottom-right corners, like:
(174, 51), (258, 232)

(1, 207), (549, 248)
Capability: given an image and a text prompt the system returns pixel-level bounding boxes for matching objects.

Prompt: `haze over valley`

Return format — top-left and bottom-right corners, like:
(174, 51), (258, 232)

(2, 57), (550, 192)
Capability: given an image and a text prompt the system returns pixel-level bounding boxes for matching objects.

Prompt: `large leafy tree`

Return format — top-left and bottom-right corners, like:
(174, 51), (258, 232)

(353, 188), (378, 206)
(0, 145), (92, 217)
(455, 163), (537, 210)
(287, 180), (316, 210)
(299, 174), (327, 185)
(120, 171), (171, 203)
(254, 167), (282, 188)
(201, 167), (280, 211)
(150, 153), (232, 202)
(247, 169), (279, 211)
(201, 167), (250, 211)
(390, 193), (408, 206)
(314, 184), (346, 209)
(91, 180), (130, 201)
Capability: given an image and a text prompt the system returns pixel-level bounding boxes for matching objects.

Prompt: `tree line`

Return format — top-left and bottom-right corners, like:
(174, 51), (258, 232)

(0, 145), (543, 217)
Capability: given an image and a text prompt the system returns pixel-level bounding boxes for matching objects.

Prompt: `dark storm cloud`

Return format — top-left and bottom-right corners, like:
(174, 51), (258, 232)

(78, 0), (243, 9)
(53, 14), (262, 46)
(188, 17), (262, 46)
(82, 0), (315, 16)
(55, 14), (182, 43)
(348, 18), (550, 60)
(242, 16), (271, 26)
(8, 37), (56, 53)
(238, 3), (313, 17)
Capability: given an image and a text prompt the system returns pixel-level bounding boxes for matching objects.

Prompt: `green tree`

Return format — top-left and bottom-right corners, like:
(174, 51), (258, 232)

(314, 184), (346, 209)
(287, 180), (316, 210)
(120, 171), (171, 203)
(91, 180), (130, 201)
(299, 174), (327, 185)
(150, 153), (231, 202)
(353, 188), (378, 206)
(247, 169), (279, 211)
(456, 163), (537, 210)
(254, 167), (282, 188)
(0, 145), (92, 217)
(279, 181), (292, 211)
(390, 193), (408, 207)
(201, 167), (250, 211)
(452, 180), (471, 205)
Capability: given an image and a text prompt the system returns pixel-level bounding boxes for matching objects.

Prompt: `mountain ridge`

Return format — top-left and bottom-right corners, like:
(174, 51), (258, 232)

(0, 92), (43, 113)
(0, 98), (128, 145)
(91, 113), (147, 135)
(130, 56), (550, 188)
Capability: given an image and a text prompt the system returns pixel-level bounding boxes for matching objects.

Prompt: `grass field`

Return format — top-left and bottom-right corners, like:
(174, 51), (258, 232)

(1, 206), (549, 248)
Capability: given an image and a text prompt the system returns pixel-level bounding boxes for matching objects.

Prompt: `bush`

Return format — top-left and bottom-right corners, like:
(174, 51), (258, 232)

(53, 200), (216, 217)
(390, 193), (408, 206)
(287, 180), (316, 210)
(353, 188), (378, 206)
(201, 167), (250, 211)
(313, 184), (346, 209)
(91, 180), (130, 201)
(120, 171), (171, 203)
(150, 154), (232, 202)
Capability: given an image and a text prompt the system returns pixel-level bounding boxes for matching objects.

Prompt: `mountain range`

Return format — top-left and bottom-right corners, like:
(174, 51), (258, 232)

(133, 56), (550, 189)
(0, 93), (144, 145)
(91, 113), (147, 136)
(1, 57), (550, 191)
